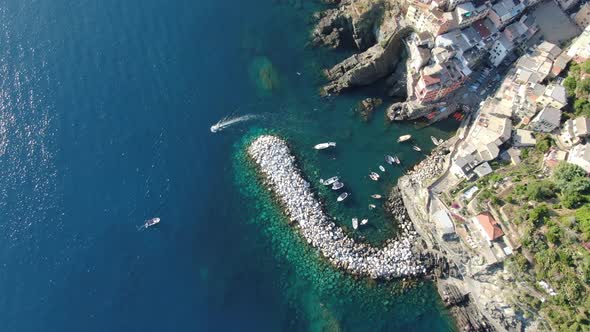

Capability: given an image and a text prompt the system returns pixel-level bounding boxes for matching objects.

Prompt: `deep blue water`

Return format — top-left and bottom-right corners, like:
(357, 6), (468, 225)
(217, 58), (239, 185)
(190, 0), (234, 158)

(0, 1), (455, 331)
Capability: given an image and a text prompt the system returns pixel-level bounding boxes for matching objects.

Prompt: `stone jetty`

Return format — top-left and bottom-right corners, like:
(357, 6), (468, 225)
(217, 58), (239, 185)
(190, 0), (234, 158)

(248, 135), (424, 279)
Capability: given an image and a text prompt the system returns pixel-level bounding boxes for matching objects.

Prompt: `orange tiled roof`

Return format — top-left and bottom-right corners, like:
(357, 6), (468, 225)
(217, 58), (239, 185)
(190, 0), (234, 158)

(476, 212), (504, 241)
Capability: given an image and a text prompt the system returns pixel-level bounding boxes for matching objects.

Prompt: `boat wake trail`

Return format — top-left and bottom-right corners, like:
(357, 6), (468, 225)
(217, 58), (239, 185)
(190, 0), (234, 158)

(210, 114), (259, 133)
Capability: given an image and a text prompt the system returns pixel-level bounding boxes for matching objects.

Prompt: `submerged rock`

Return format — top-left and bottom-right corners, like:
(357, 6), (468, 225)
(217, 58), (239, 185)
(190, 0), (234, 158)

(248, 56), (280, 96)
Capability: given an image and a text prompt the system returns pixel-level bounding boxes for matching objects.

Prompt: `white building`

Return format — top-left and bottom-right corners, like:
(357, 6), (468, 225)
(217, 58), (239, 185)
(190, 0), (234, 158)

(432, 210), (456, 240)
(529, 106), (561, 133)
(489, 35), (512, 67)
(537, 84), (568, 109)
(567, 143), (590, 173)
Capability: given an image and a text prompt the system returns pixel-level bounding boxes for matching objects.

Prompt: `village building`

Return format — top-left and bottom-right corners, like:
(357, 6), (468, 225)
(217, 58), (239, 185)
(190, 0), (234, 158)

(574, 117), (590, 138)
(406, 4), (458, 37)
(414, 60), (466, 103)
(575, 3), (590, 29)
(451, 153), (480, 178)
(528, 106), (561, 132)
(454, 0), (491, 29)
(474, 212), (504, 245)
(536, 84), (567, 109)
(545, 148), (568, 169)
(502, 147), (522, 165)
(567, 25), (590, 63)
(512, 129), (536, 147)
(473, 161), (493, 177)
(489, 35), (512, 66)
(567, 143), (590, 173)
(487, 0), (525, 29)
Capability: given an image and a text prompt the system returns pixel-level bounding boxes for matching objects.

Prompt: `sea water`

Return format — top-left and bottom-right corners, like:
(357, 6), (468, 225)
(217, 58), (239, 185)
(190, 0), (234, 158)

(0, 0), (456, 331)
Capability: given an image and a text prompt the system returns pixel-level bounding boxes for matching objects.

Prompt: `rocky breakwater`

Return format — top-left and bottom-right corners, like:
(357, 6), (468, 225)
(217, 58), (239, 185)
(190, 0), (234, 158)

(248, 135), (425, 279)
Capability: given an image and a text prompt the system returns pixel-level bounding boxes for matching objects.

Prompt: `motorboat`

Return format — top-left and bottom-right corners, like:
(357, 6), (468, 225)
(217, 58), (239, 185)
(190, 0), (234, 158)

(331, 181), (344, 190)
(360, 219), (368, 225)
(379, 165), (386, 172)
(352, 218), (359, 230)
(413, 145), (422, 152)
(323, 176), (339, 185)
(431, 136), (442, 146)
(314, 142), (336, 150)
(139, 217), (160, 230)
(371, 194), (382, 199)
(397, 134), (412, 142)
(369, 172), (380, 181)
(337, 192), (349, 202)
(368, 204), (376, 210)
(394, 156), (400, 164)
(385, 155), (395, 165)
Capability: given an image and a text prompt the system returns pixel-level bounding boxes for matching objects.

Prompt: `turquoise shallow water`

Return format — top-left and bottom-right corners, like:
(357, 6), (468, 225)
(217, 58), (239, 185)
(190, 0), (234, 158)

(0, 0), (458, 331)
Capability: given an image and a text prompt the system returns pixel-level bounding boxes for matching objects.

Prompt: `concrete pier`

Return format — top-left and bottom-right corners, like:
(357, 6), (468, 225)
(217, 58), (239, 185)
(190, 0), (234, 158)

(248, 135), (424, 279)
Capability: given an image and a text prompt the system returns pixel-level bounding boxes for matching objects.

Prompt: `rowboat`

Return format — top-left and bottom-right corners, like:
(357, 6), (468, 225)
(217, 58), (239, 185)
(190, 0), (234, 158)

(368, 204), (376, 210)
(394, 156), (400, 164)
(397, 134), (412, 142)
(337, 192), (349, 202)
(379, 165), (386, 172)
(413, 145), (422, 152)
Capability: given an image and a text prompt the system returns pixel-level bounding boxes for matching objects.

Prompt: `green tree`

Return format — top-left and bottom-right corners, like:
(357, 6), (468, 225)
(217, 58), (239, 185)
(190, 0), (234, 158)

(564, 76), (577, 97)
(554, 162), (588, 190)
(536, 137), (553, 153)
(546, 222), (563, 244)
(529, 204), (550, 226)
(561, 189), (584, 209)
(526, 180), (556, 201)
(576, 204), (590, 240)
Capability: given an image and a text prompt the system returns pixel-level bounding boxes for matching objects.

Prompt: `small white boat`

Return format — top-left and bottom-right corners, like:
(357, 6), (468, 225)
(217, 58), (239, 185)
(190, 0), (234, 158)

(385, 155), (395, 165)
(413, 145), (421, 152)
(331, 181), (344, 190)
(369, 172), (380, 181)
(379, 165), (386, 172)
(371, 194), (382, 199)
(314, 142), (336, 150)
(296, 72), (302, 76)
(323, 176), (339, 185)
(352, 218), (359, 230)
(431, 136), (442, 146)
(337, 192), (349, 202)
(368, 204), (376, 210)
(139, 217), (160, 230)
(394, 156), (400, 164)
(360, 219), (368, 225)
(397, 134), (412, 142)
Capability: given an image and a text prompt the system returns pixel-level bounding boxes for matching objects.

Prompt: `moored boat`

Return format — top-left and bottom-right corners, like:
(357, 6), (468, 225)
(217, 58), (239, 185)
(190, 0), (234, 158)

(413, 145), (421, 152)
(394, 156), (400, 164)
(352, 218), (358, 230)
(379, 165), (385, 172)
(385, 155), (395, 164)
(360, 219), (368, 225)
(323, 176), (339, 185)
(368, 204), (376, 210)
(369, 172), (380, 181)
(431, 136), (441, 146)
(314, 142), (336, 150)
(397, 134), (412, 142)
(331, 181), (344, 190)
(371, 194), (382, 199)
(337, 192), (349, 202)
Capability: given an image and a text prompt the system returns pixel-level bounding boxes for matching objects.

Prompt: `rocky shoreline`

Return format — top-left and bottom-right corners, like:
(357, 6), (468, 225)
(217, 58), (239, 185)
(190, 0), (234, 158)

(247, 135), (426, 279)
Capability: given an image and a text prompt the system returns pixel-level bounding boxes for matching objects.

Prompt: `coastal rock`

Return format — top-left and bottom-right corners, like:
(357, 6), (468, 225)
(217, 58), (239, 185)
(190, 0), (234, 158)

(311, 0), (386, 51)
(354, 97), (382, 121)
(322, 25), (412, 95)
